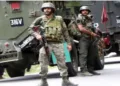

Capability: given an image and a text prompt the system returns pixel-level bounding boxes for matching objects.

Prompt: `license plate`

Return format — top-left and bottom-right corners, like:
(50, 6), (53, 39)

(20, 36), (34, 48)
(10, 17), (24, 27)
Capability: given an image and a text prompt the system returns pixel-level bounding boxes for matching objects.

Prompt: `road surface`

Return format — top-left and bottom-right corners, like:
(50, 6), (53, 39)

(0, 56), (120, 86)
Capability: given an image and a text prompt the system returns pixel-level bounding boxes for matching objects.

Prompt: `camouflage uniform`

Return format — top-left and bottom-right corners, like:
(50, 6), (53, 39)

(77, 14), (97, 73)
(29, 15), (71, 78)
(29, 2), (78, 86)
(68, 20), (81, 40)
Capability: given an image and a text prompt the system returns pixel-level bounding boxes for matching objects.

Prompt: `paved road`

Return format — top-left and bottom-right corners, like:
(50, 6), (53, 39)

(0, 56), (120, 86)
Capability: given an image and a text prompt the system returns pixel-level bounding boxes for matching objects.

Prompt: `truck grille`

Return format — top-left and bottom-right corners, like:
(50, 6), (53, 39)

(0, 52), (18, 63)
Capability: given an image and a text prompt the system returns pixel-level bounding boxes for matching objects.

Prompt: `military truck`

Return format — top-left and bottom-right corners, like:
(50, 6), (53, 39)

(0, 1), (104, 78)
(80, 1), (120, 55)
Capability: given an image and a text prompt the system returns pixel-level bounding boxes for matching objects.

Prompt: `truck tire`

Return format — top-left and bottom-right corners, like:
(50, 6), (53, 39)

(94, 39), (105, 70)
(66, 62), (77, 77)
(5, 58), (28, 77)
(6, 66), (25, 77)
(71, 41), (79, 72)
(66, 41), (78, 77)
(5, 52), (35, 77)
(94, 54), (104, 70)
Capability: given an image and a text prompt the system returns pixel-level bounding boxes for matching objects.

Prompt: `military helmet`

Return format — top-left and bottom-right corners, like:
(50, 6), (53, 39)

(79, 6), (91, 13)
(41, 2), (55, 12)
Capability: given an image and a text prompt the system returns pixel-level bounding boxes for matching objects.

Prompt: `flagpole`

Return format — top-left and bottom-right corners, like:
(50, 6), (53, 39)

(104, 22), (108, 33)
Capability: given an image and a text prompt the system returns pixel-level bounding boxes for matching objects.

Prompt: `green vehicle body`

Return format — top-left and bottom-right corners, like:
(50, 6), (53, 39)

(0, 1), (79, 77)
(0, 1), (77, 63)
(0, 1), (104, 78)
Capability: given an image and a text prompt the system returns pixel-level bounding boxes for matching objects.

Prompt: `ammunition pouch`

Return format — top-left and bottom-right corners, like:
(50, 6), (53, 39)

(46, 37), (62, 42)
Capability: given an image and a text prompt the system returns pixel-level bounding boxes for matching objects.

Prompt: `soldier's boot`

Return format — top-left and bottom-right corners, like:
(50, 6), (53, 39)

(38, 78), (48, 86)
(80, 71), (93, 76)
(88, 70), (101, 75)
(80, 67), (93, 76)
(62, 76), (78, 86)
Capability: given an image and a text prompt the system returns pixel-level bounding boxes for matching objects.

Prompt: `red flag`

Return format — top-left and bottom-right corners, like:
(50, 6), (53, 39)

(101, 3), (108, 23)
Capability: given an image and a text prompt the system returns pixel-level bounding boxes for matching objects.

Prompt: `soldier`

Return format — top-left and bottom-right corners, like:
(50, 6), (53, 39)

(77, 6), (101, 76)
(28, 2), (78, 86)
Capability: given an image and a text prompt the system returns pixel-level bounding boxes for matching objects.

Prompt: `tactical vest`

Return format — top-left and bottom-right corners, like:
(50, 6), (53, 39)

(40, 16), (63, 42)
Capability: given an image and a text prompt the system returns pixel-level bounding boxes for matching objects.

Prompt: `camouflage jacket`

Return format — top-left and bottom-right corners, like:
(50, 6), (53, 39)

(28, 15), (71, 45)
(77, 14), (94, 38)
(68, 20), (81, 39)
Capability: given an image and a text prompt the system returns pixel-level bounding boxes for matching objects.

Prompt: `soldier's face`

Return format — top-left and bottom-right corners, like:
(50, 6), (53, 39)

(43, 8), (53, 16)
(81, 10), (89, 16)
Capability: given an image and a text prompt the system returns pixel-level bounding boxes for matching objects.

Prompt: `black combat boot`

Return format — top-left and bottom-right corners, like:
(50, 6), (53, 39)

(88, 70), (101, 75)
(62, 76), (78, 86)
(38, 78), (48, 86)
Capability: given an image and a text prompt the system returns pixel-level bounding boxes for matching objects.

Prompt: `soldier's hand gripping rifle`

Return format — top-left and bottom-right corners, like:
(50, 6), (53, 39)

(32, 25), (50, 58)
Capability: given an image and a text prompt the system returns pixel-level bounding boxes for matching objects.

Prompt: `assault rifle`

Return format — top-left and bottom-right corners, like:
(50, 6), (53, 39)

(32, 25), (50, 57)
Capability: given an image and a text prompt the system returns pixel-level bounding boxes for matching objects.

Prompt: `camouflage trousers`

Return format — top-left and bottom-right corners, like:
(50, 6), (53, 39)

(38, 43), (68, 78)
